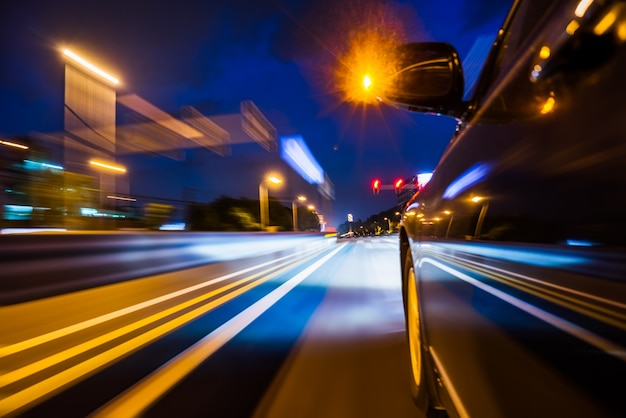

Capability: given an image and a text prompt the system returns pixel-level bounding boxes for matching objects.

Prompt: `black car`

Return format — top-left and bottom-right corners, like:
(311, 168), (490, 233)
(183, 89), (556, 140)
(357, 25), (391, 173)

(389, 1), (626, 417)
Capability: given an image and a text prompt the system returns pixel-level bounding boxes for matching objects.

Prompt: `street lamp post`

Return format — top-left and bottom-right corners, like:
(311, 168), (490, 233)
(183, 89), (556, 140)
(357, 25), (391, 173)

(292, 195), (307, 232)
(88, 158), (128, 216)
(471, 196), (489, 239)
(259, 175), (282, 231)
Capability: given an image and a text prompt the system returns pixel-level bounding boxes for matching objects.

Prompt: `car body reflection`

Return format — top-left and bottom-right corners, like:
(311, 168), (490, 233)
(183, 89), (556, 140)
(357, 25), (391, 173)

(393, 1), (626, 417)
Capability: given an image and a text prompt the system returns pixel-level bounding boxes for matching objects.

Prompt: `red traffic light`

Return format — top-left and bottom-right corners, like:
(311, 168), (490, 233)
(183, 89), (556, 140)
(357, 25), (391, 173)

(394, 178), (404, 194)
(372, 179), (381, 194)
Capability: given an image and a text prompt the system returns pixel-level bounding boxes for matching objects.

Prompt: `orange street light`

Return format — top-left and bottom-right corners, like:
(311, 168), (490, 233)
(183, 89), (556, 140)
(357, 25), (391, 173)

(89, 159), (127, 174)
(292, 195), (307, 232)
(259, 174), (283, 230)
(63, 49), (119, 85)
(363, 74), (372, 90)
(0, 139), (29, 150)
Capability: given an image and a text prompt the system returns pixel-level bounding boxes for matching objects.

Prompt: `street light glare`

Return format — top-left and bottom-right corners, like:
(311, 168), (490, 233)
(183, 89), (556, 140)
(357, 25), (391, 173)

(0, 140), (29, 150)
(268, 176), (282, 184)
(89, 159), (127, 173)
(63, 49), (119, 85)
(363, 74), (372, 90)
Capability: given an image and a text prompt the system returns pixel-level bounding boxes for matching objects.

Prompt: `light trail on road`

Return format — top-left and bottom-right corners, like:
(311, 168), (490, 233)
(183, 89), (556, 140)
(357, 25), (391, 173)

(0, 237), (340, 417)
(92, 245), (345, 417)
(0, 234), (425, 418)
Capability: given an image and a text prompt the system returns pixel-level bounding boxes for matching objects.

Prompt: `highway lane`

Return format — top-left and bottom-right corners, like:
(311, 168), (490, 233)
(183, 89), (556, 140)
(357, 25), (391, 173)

(0, 234), (425, 418)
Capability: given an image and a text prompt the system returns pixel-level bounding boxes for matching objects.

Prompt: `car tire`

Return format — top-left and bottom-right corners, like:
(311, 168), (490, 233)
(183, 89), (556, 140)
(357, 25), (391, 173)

(403, 250), (448, 418)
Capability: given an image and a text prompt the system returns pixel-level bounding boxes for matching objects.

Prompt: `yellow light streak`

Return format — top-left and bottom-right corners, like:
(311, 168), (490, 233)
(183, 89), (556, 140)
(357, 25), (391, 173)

(0, 249), (328, 416)
(0, 140), (29, 150)
(619, 21), (626, 41)
(594, 11), (617, 35)
(0, 250), (313, 359)
(106, 195), (136, 202)
(90, 245), (345, 417)
(0, 265), (280, 389)
(566, 20), (581, 35)
(540, 96), (556, 115)
(62, 49), (119, 85)
(89, 159), (127, 173)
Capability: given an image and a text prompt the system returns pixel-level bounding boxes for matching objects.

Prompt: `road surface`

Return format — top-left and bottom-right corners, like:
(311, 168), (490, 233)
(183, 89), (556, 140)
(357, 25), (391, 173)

(0, 234), (425, 418)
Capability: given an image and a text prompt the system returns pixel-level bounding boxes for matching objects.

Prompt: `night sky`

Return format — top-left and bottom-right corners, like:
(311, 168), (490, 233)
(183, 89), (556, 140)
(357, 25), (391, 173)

(0, 0), (512, 225)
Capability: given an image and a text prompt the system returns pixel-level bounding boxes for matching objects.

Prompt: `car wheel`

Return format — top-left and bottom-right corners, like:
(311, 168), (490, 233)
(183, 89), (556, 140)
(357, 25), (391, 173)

(403, 251), (448, 418)
(403, 251), (428, 406)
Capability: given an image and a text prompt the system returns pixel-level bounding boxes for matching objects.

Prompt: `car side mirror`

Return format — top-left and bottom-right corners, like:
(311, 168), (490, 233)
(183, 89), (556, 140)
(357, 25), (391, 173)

(384, 42), (466, 116)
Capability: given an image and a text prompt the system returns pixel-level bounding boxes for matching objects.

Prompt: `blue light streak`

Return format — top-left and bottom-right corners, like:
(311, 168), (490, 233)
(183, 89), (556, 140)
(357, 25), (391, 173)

(443, 163), (490, 199)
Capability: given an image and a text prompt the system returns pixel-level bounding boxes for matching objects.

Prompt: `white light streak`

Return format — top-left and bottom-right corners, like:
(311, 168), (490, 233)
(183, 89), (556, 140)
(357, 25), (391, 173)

(0, 140), (28, 150)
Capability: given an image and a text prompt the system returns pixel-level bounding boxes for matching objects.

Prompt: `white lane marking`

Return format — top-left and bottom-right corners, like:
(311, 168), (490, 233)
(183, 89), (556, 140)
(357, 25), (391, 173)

(90, 244), (347, 418)
(420, 257), (626, 362)
(429, 346), (470, 418)
(0, 244), (329, 358)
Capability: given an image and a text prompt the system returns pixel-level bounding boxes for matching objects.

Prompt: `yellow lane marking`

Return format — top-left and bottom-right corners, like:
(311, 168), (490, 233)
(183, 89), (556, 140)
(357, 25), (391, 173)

(0, 246), (322, 358)
(0, 247), (330, 416)
(91, 244), (346, 418)
(0, 253), (306, 388)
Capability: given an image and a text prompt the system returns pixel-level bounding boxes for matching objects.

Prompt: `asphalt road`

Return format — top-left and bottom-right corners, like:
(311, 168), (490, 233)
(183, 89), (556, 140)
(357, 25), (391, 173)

(0, 234), (425, 418)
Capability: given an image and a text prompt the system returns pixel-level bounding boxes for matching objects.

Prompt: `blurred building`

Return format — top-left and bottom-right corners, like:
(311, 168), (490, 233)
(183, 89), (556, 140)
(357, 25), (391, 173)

(1, 50), (334, 231)
(116, 102), (335, 230)
(1, 101), (335, 231)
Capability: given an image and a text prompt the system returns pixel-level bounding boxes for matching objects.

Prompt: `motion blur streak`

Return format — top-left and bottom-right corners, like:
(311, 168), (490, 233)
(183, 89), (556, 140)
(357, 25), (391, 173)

(422, 243), (587, 268)
(440, 252), (626, 316)
(117, 94), (203, 138)
(91, 244), (346, 417)
(420, 258), (626, 362)
(0, 246), (331, 416)
(62, 49), (119, 84)
(0, 252), (317, 387)
(0, 247), (317, 359)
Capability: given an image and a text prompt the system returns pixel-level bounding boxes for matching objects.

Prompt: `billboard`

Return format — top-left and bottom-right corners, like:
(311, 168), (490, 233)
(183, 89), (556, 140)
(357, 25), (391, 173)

(280, 135), (324, 185)
(181, 106), (230, 156)
(241, 101), (277, 152)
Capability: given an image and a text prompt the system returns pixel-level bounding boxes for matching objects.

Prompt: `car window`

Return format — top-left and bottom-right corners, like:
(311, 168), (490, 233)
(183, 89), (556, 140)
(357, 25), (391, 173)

(498, 1), (561, 71)
(471, 0), (563, 114)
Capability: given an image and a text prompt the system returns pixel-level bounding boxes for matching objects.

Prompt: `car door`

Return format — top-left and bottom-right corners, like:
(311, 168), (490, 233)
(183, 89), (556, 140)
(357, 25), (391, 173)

(403, 0), (626, 417)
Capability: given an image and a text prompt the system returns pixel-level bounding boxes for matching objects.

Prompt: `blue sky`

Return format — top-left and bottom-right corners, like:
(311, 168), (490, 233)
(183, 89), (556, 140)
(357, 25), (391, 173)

(0, 0), (512, 224)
